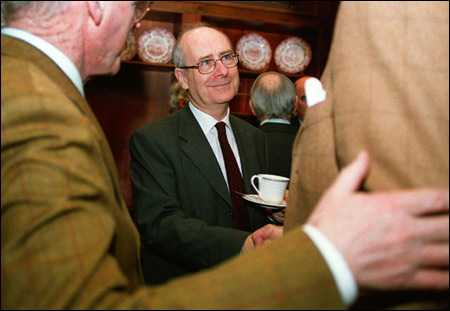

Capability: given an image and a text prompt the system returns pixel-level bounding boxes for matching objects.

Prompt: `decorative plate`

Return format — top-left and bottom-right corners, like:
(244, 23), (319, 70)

(274, 37), (312, 74)
(120, 31), (137, 61)
(137, 28), (176, 64)
(236, 33), (272, 71)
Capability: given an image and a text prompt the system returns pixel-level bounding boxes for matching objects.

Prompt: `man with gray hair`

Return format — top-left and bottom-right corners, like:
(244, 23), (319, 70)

(250, 71), (299, 179)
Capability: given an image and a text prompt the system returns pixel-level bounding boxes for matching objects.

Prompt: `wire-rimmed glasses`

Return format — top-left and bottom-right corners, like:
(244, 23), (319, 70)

(179, 53), (239, 74)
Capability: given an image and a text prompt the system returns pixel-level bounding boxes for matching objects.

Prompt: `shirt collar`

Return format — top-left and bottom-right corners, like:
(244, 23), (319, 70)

(189, 102), (231, 135)
(2, 27), (85, 97)
(260, 118), (291, 126)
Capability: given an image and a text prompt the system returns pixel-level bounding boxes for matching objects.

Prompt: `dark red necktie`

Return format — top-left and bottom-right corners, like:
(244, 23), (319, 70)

(215, 122), (250, 231)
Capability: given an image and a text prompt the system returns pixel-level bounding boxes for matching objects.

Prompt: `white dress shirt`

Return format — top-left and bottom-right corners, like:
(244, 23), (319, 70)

(260, 118), (291, 126)
(189, 102), (242, 189)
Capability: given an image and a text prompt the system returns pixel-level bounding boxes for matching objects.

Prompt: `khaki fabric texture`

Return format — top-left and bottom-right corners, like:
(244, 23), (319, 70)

(285, 1), (449, 309)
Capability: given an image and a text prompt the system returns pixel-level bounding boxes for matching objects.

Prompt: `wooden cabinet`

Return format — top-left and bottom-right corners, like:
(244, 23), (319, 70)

(85, 1), (340, 208)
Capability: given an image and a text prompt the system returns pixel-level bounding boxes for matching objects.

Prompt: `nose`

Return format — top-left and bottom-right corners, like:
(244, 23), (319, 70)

(214, 59), (229, 77)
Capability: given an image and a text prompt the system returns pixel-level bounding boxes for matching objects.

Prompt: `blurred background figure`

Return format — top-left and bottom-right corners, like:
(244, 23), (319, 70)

(250, 71), (298, 179)
(168, 81), (188, 113)
(294, 76), (312, 125)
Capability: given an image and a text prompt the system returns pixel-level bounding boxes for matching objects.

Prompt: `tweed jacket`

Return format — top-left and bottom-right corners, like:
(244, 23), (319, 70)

(285, 2), (449, 309)
(129, 106), (270, 284)
(260, 122), (298, 178)
(2, 34), (344, 310)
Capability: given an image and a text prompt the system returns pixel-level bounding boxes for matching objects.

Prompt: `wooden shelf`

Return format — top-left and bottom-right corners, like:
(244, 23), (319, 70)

(87, 1), (340, 208)
(121, 60), (175, 71)
(151, 1), (321, 28)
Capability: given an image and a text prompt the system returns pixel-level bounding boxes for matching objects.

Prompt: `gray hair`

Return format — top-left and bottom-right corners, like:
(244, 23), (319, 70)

(172, 22), (232, 68)
(250, 71), (297, 120)
(1, 1), (69, 26)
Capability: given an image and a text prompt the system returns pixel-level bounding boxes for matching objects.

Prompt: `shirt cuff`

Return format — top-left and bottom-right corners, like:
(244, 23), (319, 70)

(302, 224), (358, 307)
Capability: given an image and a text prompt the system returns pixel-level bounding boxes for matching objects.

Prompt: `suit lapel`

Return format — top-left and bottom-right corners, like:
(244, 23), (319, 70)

(178, 108), (233, 208)
(229, 116), (259, 194)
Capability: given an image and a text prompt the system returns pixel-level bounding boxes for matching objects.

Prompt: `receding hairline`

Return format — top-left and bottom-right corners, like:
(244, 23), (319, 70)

(258, 73), (283, 90)
(181, 26), (231, 48)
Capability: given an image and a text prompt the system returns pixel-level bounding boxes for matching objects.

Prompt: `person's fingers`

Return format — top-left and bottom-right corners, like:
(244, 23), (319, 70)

(408, 269), (449, 291)
(393, 189), (449, 216)
(267, 225), (283, 239)
(328, 150), (370, 195)
(251, 225), (283, 246)
(417, 215), (450, 242)
(272, 212), (285, 223)
(283, 189), (289, 202)
(241, 235), (255, 254)
(420, 243), (449, 267)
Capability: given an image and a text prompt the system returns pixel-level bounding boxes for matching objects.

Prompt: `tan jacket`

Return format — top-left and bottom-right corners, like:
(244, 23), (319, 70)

(1, 34), (343, 309)
(285, 2), (449, 309)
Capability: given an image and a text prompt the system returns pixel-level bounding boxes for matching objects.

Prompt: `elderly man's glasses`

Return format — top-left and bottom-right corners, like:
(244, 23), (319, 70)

(133, 1), (152, 24)
(179, 53), (239, 74)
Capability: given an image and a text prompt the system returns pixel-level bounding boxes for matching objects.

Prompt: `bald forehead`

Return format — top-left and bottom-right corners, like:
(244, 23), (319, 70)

(182, 27), (228, 44)
(295, 77), (309, 92)
(180, 27), (232, 60)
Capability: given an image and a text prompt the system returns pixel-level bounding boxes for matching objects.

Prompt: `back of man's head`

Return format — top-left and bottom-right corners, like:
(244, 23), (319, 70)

(250, 71), (296, 121)
(1, 2), (69, 27)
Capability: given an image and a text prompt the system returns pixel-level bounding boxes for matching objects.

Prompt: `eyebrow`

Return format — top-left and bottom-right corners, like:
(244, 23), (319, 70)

(197, 49), (234, 62)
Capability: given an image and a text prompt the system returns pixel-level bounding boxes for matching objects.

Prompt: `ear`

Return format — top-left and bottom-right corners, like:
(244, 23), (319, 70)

(249, 100), (257, 116)
(292, 95), (299, 114)
(175, 68), (189, 90)
(87, 1), (103, 26)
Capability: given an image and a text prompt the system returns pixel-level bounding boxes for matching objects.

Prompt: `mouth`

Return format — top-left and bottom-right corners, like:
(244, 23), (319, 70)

(209, 81), (231, 88)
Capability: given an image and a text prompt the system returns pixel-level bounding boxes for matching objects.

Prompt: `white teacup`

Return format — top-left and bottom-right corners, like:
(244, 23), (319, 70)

(250, 174), (289, 204)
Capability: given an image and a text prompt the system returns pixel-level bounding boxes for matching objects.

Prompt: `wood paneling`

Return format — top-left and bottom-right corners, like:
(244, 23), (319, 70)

(86, 1), (340, 208)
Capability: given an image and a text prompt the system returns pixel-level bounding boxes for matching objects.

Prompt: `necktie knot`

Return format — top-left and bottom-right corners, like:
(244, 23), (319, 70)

(215, 122), (226, 135)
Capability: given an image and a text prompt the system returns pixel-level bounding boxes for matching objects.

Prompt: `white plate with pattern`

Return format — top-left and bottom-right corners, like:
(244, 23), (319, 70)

(137, 27), (176, 64)
(236, 33), (272, 71)
(274, 37), (311, 74)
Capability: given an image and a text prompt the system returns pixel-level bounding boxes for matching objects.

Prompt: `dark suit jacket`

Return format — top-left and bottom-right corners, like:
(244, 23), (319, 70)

(260, 122), (298, 178)
(130, 106), (270, 284)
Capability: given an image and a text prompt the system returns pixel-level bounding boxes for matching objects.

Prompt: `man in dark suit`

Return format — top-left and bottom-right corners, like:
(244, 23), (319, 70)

(249, 71), (299, 179)
(129, 24), (279, 285)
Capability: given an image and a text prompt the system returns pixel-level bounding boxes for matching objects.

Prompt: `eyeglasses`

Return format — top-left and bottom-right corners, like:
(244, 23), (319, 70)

(179, 53), (239, 74)
(133, 1), (152, 24)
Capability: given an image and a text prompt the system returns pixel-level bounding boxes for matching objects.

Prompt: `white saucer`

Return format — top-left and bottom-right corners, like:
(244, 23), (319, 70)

(242, 194), (286, 209)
